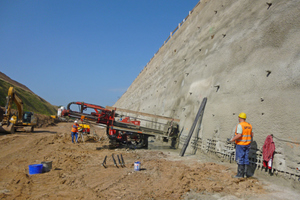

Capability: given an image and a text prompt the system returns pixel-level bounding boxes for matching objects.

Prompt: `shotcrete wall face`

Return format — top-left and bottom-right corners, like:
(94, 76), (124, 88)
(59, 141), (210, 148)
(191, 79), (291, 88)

(115, 0), (300, 174)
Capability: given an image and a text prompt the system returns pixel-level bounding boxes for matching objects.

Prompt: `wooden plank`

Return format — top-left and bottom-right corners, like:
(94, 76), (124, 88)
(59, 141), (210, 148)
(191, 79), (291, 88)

(106, 106), (180, 122)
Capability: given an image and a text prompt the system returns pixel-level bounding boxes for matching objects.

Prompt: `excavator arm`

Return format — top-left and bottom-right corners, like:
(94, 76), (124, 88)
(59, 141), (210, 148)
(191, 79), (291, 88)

(4, 87), (24, 124)
(1, 86), (35, 133)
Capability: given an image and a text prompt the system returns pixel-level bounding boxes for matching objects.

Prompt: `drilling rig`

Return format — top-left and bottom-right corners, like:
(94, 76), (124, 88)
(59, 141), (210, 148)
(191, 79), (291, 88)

(61, 102), (180, 149)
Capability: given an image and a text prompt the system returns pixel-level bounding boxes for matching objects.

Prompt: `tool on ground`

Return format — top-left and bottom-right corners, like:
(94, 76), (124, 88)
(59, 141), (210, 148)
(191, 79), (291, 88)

(112, 154), (118, 167)
(0, 87), (37, 133)
(101, 155), (107, 168)
(60, 102), (180, 149)
(120, 154), (125, 167)
(117, 154), (123, 167)
(101, 154), (126, 168)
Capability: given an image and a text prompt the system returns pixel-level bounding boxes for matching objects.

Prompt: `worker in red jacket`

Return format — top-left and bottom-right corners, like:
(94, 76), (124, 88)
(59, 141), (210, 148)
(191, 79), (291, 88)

(71, 120), (79, 143)
(230, 112), (253, 178)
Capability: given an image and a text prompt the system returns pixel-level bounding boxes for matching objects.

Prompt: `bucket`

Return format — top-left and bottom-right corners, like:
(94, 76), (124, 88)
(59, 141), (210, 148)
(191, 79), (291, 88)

(28, 164), (43, 175)
(134, 161), (141, 171)
(41, 161), (52, 172)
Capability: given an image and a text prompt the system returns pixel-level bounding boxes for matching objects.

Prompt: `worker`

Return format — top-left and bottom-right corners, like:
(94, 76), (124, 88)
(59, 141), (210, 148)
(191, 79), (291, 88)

(71, 120), (79, 143)
(230, 112), (253, 178)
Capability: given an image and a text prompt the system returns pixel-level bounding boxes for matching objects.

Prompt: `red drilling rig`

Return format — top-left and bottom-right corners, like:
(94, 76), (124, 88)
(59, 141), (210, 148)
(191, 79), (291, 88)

(61, 102), (180, 149)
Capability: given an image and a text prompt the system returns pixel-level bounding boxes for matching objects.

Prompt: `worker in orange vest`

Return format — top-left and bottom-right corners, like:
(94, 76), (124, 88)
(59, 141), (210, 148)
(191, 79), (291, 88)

(71, 120), (79, 143)
(230, 112), (253, 178)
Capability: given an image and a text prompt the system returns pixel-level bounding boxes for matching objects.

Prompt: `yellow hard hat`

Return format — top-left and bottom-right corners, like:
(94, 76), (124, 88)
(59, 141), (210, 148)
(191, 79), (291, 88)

(238, 112), (247, 119)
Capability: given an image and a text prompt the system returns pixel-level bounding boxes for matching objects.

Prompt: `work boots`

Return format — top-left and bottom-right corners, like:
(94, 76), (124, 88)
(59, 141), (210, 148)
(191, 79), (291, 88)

(244, 165), (252, 178)
(234, 164), (245, 178)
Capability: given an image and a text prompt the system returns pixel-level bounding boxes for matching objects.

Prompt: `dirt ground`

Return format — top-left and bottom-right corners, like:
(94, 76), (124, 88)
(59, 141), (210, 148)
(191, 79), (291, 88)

(0, 122), (299, 200)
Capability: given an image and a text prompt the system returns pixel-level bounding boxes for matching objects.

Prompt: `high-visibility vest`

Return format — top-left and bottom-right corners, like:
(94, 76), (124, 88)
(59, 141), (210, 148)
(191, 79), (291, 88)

(71, 124), (78, 132)
(235, 121), (252, 145)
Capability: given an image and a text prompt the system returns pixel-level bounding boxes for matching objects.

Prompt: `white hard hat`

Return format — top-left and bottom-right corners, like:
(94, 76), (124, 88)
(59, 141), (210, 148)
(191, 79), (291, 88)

(74, 120), (78, 124)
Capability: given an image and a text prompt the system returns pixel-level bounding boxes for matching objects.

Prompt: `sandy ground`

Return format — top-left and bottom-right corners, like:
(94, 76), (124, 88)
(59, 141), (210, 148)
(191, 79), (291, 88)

(0, 122), (299, 200)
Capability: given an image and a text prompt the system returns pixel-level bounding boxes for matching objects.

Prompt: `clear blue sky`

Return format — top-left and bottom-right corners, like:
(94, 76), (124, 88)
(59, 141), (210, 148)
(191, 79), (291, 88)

(0, 0), (199, 108)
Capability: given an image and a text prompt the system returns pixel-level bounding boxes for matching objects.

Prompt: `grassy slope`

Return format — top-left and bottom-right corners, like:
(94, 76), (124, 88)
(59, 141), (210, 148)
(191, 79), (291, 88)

(0, 79), (57, 116)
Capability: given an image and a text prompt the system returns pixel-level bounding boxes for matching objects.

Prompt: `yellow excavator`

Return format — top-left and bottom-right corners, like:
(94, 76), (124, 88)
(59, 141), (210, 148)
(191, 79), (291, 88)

(0, 87), (37, 133)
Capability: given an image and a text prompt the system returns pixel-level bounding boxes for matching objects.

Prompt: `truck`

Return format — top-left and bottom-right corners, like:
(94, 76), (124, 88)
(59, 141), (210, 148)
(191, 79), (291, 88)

(0, 87), (37, 133)
(61, 101), (180, 149)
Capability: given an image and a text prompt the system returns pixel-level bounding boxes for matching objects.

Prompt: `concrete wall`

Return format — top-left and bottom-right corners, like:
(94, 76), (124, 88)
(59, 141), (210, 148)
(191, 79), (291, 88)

(114, 0), (300, 176)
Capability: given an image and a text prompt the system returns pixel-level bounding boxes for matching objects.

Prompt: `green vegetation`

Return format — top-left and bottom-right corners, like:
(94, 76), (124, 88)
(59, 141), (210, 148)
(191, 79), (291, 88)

(0, 79), (57, 116)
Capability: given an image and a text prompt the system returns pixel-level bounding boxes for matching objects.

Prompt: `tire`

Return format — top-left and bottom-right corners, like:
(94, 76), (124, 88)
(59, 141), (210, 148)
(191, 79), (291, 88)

(128, 134), (148, 149)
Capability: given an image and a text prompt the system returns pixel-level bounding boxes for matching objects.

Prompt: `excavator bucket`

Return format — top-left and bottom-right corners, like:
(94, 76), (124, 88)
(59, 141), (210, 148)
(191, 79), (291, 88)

(0, 123), (15, 134)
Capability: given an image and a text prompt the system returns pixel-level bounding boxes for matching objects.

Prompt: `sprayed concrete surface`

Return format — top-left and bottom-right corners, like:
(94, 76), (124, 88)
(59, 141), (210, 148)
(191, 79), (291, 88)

(114, 0), (300, 177)
(0, 123), (299, 199)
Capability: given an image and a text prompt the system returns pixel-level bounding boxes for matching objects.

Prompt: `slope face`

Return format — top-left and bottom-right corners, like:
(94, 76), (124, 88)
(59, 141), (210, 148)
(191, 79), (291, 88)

(115, 0), (300, 175)
(0, 74), (56, 116)
(0, 72), (33, 93)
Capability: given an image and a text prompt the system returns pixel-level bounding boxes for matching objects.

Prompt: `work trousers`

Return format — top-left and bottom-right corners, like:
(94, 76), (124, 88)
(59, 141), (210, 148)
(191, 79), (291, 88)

(235, 144), (250, 165)
(71, 132), (78, 143)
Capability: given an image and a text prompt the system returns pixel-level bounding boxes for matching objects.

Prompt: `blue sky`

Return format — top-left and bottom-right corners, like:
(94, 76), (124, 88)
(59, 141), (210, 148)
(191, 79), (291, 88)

(0, 0), (199, 108)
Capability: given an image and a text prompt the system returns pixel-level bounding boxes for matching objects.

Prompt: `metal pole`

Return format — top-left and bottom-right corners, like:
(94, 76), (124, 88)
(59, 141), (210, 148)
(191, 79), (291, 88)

(179, 97), (207, 157)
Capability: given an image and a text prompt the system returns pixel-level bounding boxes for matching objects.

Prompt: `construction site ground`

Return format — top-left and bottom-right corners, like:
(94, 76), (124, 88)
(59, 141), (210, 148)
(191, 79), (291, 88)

(0, 122), (299, 200)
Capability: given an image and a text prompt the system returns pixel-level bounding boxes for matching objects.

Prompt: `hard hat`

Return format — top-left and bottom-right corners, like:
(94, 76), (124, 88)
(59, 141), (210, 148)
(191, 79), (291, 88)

(238, 112), (247, 119)
(74, 120), (78, 124)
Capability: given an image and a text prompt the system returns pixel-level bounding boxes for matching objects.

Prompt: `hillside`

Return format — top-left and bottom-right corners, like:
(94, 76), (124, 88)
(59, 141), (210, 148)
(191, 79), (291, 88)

(0, 72), (33, 93)
(0, 72), (57, 116)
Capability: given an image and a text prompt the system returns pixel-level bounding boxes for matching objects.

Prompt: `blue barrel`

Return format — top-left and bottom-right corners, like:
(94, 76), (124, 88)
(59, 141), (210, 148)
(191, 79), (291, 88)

(29, 164), (43, 175)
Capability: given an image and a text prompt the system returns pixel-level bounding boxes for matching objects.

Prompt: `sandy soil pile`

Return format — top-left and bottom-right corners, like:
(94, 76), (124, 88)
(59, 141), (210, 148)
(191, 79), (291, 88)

(0, 122), (298, 199)
(34, 113), (57, 128)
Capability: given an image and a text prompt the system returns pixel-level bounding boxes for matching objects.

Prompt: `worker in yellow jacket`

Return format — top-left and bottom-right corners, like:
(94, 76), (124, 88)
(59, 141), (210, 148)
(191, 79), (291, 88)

(230, 112), (253, 178)
(71, 120), (79, 143)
